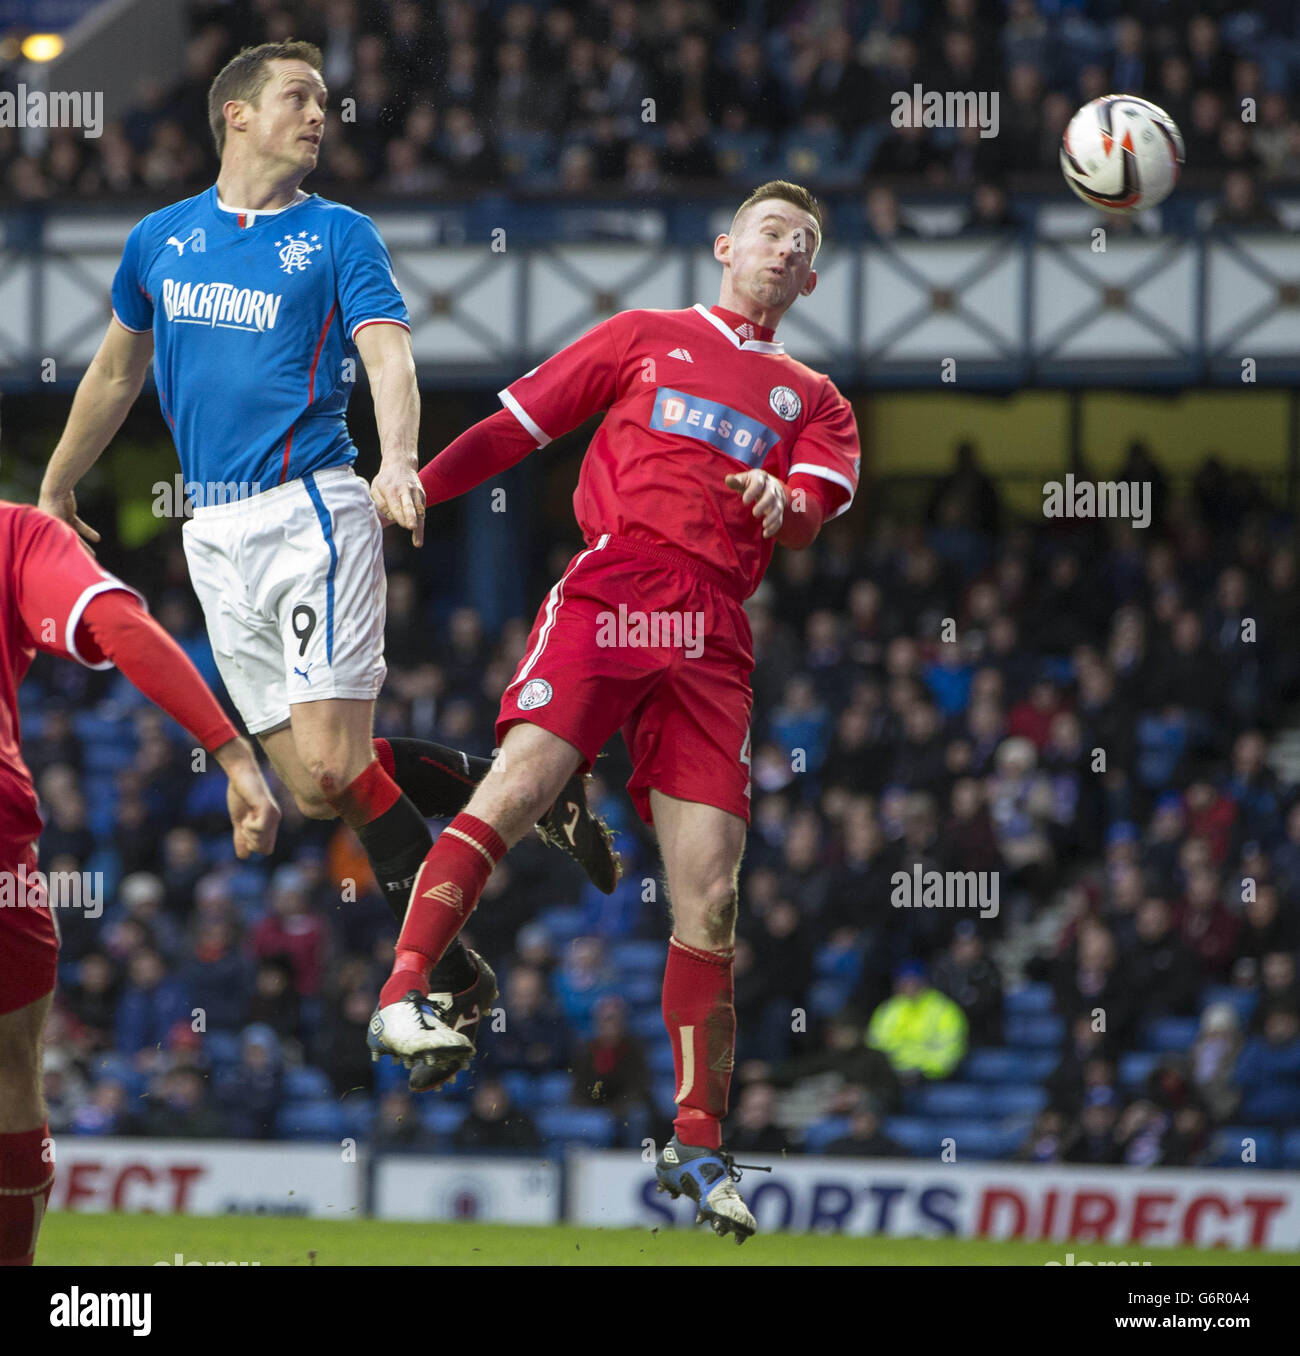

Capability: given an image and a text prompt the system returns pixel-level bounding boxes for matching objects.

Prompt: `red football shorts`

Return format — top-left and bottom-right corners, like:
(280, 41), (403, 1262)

(497, 534), (754, 825)
(0, 844), (58, 1016)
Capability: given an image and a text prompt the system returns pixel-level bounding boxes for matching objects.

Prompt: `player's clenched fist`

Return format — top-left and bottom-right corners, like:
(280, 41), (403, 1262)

(725, 469), (788, 539)
(214, 736), (280, 859)
(370, 461), (426, 547)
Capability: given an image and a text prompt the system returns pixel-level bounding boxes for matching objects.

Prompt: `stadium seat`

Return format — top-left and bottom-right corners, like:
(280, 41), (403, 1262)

(808, 977), (854, 1018)
(1142, 1016), (1201, 1052)
(933, 1118), (1023, 1161)
(275, 1101), (345, 1141)
(539, 907), (586, 945)
(881, 1117), (938, 1156)
(631, 1007), (666, 1041)
(1118, 1051), (1161, 1089)
(500, 1070), (538, 1108)
(916, 1082), (986, 1117)
(1282, 1129), (1300, 1168)
(1003, 984), (1055, 1016)
(814, 943), (862, 981)
(984, 1084), (1048, 1117)
(1199, 985), (1257, 1026)
(653, 1075), (677, 1120)
(1210, 1126), (1279, 1169)
(963, 1048), (1057, 1084)
(1237, 1085), (1300, 1124)
(1004, 1014), (1064, 1048)
(339, 1096), (375, 1140)
(618, 975), (660, 1007)
(609, 941), (664, 976)
(648, 1042), (677, 1076)
(283, 1066), (333, 1101)
(499, 129), (556, 180)
(802, 1116), (852, 1153)
(535, 1106), (616, 1148)
(537, 1071), (572, 1107)
(89, 1052), (146, 1101)
(202, 1031), (242, 1067)
(420, 1101), (468, 1136)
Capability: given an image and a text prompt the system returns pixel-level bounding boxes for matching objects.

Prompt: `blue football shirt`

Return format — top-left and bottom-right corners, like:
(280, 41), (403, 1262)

(111, 186), (409, 496)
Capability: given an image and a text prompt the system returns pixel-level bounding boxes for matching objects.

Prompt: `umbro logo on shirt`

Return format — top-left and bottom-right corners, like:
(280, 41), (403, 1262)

(667, 348), (694, 362)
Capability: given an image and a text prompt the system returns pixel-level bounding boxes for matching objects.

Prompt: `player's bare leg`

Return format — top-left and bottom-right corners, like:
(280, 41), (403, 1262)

(0, 993), (55, 1265)
(650, 791), (757, 1243)
(376, 721), (581, 1081)
(259, 698), (473, 1070)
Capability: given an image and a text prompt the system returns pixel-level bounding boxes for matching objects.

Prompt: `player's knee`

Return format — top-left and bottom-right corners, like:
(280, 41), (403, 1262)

(688, 877), (738, 948)
(293, 791), (337, 820)
(302, 757), (353, 814)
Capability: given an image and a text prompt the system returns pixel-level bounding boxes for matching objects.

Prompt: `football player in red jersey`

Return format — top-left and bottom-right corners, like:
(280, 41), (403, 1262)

(0, 504), (280, 1265)
(368, 181), (859, 1241)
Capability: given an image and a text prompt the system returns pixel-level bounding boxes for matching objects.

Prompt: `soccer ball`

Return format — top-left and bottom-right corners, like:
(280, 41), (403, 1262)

(1060, 95), (1185, 214)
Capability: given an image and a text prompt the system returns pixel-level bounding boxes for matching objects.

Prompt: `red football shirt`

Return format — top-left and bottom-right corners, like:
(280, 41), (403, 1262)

(0, 505), (139, 859)
(498, 304), (860, 597)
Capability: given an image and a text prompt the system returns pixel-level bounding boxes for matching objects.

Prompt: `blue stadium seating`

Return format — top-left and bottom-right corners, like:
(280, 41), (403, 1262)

(1283, 1129), (1300, 1168)
(814, 943), (862, 981)
(916, 1082), (986, 1117)
(808, 977), (854, 1018)
(89, 1052), (146, 1101)
(630, 1007), (665, 1041)
(338, 1096), (374, 1140)
(802, 1116), (852, 1153)
(1238, 1085), (1300, 1124)
(882, 1117), (941, 1156)
(1119, 1051), (1161, 1089)
(1005, 1014), (1065, 1048)
(500, 1070), (537, 1108)
(275, 1101), (345, 1141)
(963, 1048), (1057, 1083)
(653, 1075), (677, 1119)
(1004, 984), (1055, 1016)
(537, 1071), (572, 1106)
(283, 1066), (333, 1101)
(1210, 1126), (1280, 1169)
(609, 941), (664, 976)
(648, 1042), (677, 1076)
(535, 1106), (615, 1147)
(420, 1101), (468, 1136)
(1142, 1016), (1201, 1052)
(539, 906), (586, 945)
(1199, 985), (1257, 1026)
(202, 1031), (242, 1068)
(619, 975), (660, 1007)
(984, 1084), (1048, 1117)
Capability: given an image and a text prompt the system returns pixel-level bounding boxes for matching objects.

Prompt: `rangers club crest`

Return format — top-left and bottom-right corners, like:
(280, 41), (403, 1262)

(274, 230), (323, 274)
(769, 385), (801, 420)
(518, 678), (553, 710)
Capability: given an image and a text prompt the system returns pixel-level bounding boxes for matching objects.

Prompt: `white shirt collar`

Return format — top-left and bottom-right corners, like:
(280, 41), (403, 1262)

(692, 303), (785, 354)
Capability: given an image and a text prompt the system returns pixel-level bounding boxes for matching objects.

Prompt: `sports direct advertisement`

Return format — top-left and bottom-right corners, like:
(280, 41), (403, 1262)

(568, 1152), (1300, 1252)
(47, 1140), (361, 1217)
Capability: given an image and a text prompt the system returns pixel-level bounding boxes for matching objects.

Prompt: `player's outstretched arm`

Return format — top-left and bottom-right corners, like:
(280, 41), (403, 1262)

(38, 319), (154, 544)
(357, 322), (425, 547)
(77, 589), (280, 858)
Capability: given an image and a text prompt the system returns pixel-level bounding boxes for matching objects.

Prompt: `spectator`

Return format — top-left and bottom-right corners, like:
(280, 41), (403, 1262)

(727, 1081), (795, 1156)
(452, 1079), (542, 1150)
(570, 995), (651, 1118)
(822, 1096), (904, 1158)
(867, 961), (968, 1081)
(930, 920), (1003, 1045)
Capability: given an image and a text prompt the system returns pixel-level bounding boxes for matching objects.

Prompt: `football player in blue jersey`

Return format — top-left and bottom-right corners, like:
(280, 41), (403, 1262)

(40, 40), (617, 1086)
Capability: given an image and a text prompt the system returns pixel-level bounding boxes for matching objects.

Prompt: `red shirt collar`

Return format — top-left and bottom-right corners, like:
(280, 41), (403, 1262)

(709, 305), (776, 344)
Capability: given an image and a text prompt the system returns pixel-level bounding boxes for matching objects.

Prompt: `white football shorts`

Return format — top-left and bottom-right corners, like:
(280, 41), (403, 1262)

(182, 466), (387, 734)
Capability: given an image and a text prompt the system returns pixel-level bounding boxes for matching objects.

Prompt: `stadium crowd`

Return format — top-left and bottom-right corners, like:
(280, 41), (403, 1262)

(3, 0), (1300, 222)
(22, 441), (1300, 1165)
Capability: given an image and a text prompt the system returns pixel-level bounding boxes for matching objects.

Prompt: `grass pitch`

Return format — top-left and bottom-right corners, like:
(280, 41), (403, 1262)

(36, 1212), (1300, 1266)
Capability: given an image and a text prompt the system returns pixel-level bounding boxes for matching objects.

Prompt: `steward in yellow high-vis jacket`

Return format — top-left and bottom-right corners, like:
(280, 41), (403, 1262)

(867, 960), (968, 1079)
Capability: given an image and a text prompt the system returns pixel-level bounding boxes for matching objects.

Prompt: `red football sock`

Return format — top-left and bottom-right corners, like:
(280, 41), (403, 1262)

(0, 1124), (54, 1266)
(663, 936), (737, 1150)
(379, 813), (507, 1008)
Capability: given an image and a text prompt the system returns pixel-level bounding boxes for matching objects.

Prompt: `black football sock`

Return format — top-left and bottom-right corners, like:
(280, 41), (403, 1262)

(374, 736), (495, 818)
(344, 780), (476, 990)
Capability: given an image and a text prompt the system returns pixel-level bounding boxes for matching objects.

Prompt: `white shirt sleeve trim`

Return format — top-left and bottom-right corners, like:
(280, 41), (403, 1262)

(498, 388), (552, 447)
(65, 578), (144, 670)
(111, 307), (151, 334)
(788, 462), (856, 519)
(350, 317), (411, 341)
